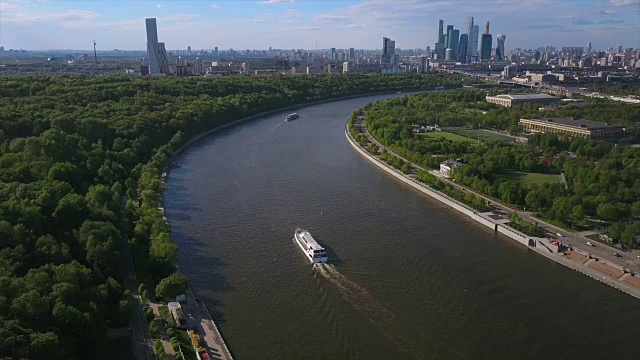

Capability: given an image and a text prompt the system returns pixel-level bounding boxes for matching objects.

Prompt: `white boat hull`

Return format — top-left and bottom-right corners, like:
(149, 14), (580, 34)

(294, 232), (328, 264)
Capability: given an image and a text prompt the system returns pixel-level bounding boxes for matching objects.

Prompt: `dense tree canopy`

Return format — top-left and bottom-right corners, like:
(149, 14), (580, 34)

(0, 73), (462, 359)
(364, 90), (640, 246)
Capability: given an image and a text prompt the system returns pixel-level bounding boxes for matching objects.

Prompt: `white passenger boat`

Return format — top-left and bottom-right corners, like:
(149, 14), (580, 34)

(285, 113), (299, 121)
(294, 228), (328, 263)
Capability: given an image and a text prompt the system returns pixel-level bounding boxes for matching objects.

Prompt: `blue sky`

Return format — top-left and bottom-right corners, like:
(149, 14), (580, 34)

(0, 0), (638, 51)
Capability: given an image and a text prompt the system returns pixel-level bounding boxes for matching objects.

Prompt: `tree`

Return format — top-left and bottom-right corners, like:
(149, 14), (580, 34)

(47, 162), (83, 192)
(154, 273), (188, 301)
(30, 332), (63, 360)
(52, 193), (88, 232)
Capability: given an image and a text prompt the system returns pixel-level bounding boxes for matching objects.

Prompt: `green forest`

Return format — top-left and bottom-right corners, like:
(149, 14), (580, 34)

(0, 73), (462, 359)
(364, 89), (640, 247)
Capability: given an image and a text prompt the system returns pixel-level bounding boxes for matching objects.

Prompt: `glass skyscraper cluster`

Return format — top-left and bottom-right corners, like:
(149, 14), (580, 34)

(434, 16), (504, 63)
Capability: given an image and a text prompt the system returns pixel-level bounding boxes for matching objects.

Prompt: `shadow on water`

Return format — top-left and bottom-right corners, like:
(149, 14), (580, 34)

(191, 290), (229, 325)
(172, 231), (233, 324)
(314, 237), (344, 266)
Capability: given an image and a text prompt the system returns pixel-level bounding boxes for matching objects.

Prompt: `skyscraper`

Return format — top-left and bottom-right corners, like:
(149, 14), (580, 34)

(472, 25), (479, 61)
(466, 17), (475, 63)
(349, 47), (355, 60)
(434, 19), (445, 60)
(382, 37), (396, 64)
(145, 18), (168, 75)
(586, 42), (592, 57)
(459, 34), (468, 63)
(145, 18), (160, 74)
(418, 55), (428, 74)
(447, 29), (460, 61)
(480, 21), (492, 61)
(495, 34), (506, 62)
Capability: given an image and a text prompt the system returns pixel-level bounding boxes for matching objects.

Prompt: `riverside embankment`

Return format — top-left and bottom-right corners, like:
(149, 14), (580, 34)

(162, 88), (445, 358)
(345, 123), (640, 300)
(165, 92), (640, 359)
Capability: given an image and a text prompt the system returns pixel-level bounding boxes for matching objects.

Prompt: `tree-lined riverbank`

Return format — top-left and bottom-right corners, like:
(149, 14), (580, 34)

(0, 73), (462, 359)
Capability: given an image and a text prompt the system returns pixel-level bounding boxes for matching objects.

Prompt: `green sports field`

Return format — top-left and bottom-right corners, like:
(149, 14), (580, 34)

(417, 131), (480, 143)
(447, 128), (515, 142)
(499, 171), (562, 185)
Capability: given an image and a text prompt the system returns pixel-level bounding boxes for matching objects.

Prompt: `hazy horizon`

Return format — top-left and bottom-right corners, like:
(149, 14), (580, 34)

(1, 0), (639, 51)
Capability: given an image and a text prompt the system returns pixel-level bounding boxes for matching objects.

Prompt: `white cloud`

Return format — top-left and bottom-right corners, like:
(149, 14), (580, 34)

(1, 9), (100, 25)
(282, 9), (301, 18)
(257, 0), (295, 4)
(339, 23), (367, 28)
(157, 4), (166, 9)
(0, 2), (18, 10)
(210, 3), (219, 9)
(610, 0), (639, 5)
(316, 14), (351, 22)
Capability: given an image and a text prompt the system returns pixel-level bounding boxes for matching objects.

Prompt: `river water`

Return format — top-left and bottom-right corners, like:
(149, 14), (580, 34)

(165, 94), (640, 360)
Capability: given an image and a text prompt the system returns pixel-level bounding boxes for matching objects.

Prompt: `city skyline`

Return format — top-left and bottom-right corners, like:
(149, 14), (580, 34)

(0, 0), (639, 51)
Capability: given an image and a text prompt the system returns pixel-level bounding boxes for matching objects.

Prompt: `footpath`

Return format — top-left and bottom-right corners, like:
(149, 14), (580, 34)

(347, 117), (640, 300)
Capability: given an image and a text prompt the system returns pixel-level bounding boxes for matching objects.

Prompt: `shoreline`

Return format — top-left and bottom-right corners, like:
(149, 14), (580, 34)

(162, 88), (445, 358)
(345, 125), (640, 300)
(169, 87), (437, 161)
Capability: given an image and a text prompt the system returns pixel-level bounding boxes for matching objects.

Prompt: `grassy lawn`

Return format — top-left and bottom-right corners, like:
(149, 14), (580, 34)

(174, 329), (198, 360)
(499, 171), (562, 185)
(447, 128), (515, 142)
(417, 131), (480, 143)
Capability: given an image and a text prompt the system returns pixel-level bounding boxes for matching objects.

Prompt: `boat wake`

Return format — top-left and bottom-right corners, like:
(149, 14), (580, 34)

(315, 263), (396, 325)
(314, 263), (468, 359)
(314, 264), (420, 351)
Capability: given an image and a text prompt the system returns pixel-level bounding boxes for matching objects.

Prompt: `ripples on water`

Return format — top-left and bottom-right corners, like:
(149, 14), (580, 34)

(166, 94), (640, 360)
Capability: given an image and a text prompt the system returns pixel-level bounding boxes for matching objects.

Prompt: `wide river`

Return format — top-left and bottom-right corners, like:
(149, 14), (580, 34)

(165, 94), (640, 360)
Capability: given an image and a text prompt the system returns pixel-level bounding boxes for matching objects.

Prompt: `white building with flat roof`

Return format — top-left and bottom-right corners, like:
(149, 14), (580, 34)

(440, 159), (466, 178)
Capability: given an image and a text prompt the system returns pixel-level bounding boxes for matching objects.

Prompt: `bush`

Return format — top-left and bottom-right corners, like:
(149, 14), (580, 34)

(138, 282), (146, 294)
(172, 342), (180, 352)
(155, 273), (188, 301)
(149, 320), (160, 338)
(167, 328), (177, 337)
(158, 305), (176, 327)
(141, 289), (149, 303)
(145, 308), (155, 323)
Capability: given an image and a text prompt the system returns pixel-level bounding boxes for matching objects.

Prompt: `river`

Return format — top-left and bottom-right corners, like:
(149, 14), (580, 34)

(164, 94), (640, 360)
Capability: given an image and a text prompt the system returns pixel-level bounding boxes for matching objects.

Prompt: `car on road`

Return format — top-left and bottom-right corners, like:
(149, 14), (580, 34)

(613, 252), (621, 258)
(586, 242), (594, 246)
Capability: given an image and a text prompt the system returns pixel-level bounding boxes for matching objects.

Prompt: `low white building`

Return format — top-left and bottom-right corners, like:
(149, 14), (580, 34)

(168, 301), (186, 327)
(440, 159), (466, 178)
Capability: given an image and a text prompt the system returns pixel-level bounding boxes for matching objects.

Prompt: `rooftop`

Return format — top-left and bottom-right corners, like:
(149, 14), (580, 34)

(168, 301), (181, 310)
(296, 229), (324, 251)
(494, 93), (559, 100)
(523, 117), (620, 129)
(441, 159), (466, 169)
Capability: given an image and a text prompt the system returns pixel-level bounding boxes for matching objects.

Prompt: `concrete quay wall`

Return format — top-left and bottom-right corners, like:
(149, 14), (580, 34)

(497, 224), (531, 247)
(346, 127), (640, 300)
(474, 215), (499, 231)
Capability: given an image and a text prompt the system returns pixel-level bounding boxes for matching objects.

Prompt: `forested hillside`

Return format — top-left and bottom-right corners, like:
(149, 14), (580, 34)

(0, 73), (461, 359)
